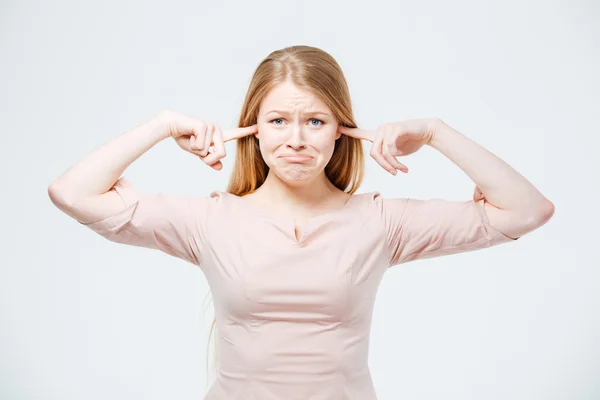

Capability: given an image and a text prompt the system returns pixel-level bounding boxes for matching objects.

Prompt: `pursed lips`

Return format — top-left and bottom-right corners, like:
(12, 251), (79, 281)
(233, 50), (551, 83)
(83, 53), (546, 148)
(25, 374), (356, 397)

(278, 154), (313, 162)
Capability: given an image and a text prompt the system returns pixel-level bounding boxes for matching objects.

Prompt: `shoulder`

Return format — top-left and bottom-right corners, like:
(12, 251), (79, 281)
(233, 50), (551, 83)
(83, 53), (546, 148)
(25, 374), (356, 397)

(208, 190), (227, 201)
(349, 191), (385, 220)
(156, 190), (229, 221)
(351, 191), (410, 213)
(351, 191), (381, 204)
(204, 190), (239, 211)
(203, 190), (231, 209)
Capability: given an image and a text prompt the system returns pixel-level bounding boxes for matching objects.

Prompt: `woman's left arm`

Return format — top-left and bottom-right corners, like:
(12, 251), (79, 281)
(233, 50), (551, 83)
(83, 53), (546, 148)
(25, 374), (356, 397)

(429, 119), (555, 239)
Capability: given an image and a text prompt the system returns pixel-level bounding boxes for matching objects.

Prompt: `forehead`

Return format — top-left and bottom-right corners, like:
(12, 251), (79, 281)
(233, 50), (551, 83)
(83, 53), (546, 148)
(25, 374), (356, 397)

(260, 82), (331, 114)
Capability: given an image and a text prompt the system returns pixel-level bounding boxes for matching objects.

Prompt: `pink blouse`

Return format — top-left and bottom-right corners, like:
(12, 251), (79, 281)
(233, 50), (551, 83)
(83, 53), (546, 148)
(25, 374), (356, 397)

(81, 177), (518, 399)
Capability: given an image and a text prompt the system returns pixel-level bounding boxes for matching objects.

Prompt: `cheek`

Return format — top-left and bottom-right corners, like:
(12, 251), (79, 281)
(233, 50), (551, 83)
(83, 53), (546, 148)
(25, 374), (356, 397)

(315, 134), (337, 159)
(256, 126), (279, 149)
(258, 137), (279, 156)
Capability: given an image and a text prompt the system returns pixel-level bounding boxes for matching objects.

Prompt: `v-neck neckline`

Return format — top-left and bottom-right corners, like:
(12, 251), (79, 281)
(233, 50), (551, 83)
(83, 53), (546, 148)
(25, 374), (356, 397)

(224, 191), (363, 245)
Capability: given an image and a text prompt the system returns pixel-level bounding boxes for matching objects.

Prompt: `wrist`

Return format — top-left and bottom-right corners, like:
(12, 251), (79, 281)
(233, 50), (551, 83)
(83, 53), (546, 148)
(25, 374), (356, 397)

(147, 113), (172, 142)
(427, 118), (449, 149)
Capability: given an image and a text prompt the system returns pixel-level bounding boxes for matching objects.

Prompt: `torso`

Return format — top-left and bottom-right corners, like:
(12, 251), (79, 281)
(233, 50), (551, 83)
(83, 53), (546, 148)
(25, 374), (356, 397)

(244, 191), (352, 242)
(201, 189), (388, 399)
(241, 191), (353, 220)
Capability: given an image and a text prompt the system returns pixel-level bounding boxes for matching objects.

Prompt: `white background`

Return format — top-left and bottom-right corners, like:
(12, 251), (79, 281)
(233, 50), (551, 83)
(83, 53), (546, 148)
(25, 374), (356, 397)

(1, 0), (598, 399)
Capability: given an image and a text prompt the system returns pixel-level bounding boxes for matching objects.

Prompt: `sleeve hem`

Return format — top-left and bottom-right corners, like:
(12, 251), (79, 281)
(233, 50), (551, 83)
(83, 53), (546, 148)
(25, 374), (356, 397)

(474, 198), (520, 241)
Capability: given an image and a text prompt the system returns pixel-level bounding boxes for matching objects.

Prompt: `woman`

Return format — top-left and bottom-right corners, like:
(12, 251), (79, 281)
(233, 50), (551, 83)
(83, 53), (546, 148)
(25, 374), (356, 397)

(47, 45), (554, 399)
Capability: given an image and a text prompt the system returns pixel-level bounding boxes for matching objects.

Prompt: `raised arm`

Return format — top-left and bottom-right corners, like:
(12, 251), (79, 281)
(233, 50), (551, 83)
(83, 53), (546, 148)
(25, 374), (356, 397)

(428, 120), (555, 239)
(47, 110), (255, 224)
(47, 111), (257, 266)
(47, 113), (170, 224)
(339, 118), (555, 241)
(47, 109), (260, 267)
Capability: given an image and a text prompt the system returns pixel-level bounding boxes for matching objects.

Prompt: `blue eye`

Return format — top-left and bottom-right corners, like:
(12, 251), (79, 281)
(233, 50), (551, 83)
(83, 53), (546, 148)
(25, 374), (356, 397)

(269, 118), (324, 126)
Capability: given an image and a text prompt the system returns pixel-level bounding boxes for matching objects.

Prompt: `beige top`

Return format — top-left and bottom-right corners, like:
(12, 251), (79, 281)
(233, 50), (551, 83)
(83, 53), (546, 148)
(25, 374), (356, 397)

(82, 177), (518, 399)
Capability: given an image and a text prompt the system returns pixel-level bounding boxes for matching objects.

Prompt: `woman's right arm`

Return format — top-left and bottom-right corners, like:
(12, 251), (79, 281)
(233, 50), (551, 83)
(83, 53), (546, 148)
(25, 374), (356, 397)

(47, 113), (170, 224)
(47, 111), (256, 266)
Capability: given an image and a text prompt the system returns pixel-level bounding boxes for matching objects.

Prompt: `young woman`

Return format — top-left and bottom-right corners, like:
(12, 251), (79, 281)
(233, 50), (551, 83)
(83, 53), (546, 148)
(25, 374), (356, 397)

(48, 45), (554, 400)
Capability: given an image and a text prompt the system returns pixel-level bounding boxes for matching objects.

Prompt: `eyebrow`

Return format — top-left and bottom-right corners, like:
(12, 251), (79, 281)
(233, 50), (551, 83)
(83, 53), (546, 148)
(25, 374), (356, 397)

(265, 110), (331, 117)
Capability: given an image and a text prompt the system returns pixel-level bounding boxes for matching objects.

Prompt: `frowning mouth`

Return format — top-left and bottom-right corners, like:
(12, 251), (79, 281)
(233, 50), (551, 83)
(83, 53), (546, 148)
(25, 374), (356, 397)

(278, 155), (313, 163)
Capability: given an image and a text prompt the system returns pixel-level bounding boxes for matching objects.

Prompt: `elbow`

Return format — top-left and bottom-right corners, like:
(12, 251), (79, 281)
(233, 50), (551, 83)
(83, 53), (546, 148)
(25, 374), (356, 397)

(47, 181), (75, 209)
(516, 199), (555, 233)
(529, 200), (555, 228)
(539, 200), (555, 222)
(48, 181), (63, 205)
(544, 200), (555, 217)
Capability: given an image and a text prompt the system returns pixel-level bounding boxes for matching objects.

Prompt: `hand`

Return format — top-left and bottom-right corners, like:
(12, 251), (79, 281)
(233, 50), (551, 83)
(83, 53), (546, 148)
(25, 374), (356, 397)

(157, 110), (258, 171)
(337, 118), (440, 176)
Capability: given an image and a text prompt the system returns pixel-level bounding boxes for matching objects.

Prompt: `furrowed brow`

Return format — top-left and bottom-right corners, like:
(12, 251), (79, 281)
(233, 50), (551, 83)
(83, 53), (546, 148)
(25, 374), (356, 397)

(266, 110), (331, 117)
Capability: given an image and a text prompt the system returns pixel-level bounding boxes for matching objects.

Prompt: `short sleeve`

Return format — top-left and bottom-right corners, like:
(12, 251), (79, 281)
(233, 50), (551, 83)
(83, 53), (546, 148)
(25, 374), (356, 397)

(79, 177), (211, 267)
(376, 194), (519, 267)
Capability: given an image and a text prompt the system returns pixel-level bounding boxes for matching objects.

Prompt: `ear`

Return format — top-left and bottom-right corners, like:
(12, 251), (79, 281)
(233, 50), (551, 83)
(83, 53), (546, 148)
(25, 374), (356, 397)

(254, 119), (260, 140)
(334, 123), (344, 140)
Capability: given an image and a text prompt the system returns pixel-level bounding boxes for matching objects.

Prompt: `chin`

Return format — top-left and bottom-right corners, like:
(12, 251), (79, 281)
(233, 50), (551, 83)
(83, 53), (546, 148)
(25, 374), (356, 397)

(272, 166), (320, 186)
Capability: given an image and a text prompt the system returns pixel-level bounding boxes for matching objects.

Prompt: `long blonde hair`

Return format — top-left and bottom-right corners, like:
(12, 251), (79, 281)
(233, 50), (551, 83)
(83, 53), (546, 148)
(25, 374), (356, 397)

(203, 44), (365, 393)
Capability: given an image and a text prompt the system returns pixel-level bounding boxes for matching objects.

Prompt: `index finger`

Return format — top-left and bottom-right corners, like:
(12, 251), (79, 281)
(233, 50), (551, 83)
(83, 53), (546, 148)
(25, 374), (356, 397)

(337, 125), (375, 142)
(221, 124), (259, 142)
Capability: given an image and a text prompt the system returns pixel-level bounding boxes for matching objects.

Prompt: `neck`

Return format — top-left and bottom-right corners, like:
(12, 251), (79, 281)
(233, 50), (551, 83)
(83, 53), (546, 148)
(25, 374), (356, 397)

(255, 171), (340, 209)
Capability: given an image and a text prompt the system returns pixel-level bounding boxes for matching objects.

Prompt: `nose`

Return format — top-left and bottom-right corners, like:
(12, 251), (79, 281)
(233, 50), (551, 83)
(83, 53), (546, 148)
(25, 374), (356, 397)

(285, 124), (307, 150)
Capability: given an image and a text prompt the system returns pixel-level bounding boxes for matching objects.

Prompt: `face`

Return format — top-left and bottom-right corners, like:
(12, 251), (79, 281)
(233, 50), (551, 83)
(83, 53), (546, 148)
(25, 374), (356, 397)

(255, 81), (341, 186)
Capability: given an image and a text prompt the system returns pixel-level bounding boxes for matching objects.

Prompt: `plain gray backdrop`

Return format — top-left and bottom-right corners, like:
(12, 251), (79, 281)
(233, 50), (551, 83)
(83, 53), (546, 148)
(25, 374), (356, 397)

(1, 0), (598, 399)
